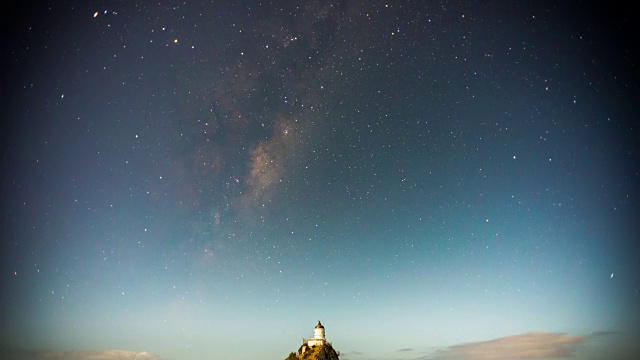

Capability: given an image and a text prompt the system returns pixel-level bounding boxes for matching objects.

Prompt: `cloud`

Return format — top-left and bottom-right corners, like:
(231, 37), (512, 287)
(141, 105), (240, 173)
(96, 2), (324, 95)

(398, 348), (415, 352)
(0, 348), (163, 360)
(348, 350), (364, 355)
(587, 330), (618, 338)
(437, 332), (584, 360)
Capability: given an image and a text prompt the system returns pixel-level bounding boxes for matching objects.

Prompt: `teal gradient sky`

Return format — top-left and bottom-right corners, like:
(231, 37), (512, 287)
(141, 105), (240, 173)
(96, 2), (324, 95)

(2, 1), (638, 360)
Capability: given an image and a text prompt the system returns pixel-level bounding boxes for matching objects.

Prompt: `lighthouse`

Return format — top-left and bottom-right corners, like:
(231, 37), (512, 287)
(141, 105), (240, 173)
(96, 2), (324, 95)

(306, 321), (326, 347)
(298, 321), (340, 357)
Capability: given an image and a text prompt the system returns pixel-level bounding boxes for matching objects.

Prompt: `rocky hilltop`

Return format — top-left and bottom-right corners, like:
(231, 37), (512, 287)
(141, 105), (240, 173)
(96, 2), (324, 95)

(285, 343), (340, 360)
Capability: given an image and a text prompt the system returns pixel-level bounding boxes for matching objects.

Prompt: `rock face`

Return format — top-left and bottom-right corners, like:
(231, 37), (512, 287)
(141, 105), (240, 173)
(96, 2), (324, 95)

(286, 343), (340, 360)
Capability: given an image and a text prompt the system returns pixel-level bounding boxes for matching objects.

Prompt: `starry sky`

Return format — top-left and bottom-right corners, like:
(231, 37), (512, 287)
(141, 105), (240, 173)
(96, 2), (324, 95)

(2, 1), (639, 360)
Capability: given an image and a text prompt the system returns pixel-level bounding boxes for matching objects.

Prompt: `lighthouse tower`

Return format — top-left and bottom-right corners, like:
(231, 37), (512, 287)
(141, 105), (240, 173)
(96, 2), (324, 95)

(307, 321), (326, 347)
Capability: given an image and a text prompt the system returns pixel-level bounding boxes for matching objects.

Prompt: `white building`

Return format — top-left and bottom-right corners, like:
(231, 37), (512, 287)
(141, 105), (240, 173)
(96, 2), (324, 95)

(300, 320), (328, 354)
(306, 321), (326, 347)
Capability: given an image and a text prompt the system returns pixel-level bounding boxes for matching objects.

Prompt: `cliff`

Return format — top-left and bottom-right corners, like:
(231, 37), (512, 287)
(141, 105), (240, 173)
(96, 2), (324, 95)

(285, 343), (340, 360)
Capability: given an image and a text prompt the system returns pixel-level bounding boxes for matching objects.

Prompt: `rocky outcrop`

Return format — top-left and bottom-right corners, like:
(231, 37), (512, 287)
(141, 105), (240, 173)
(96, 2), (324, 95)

(286, 343), (340, 360)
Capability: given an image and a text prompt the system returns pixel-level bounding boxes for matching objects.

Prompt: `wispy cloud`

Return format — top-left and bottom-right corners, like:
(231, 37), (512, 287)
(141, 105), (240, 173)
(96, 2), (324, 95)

(0, 348), (162, 360)
(587, 330), (618, 338)
(435, 332), (584, 360)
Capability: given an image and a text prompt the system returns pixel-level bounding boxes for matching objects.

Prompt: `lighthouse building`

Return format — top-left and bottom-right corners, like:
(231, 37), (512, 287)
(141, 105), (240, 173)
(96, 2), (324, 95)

(307, 321), (326, 347)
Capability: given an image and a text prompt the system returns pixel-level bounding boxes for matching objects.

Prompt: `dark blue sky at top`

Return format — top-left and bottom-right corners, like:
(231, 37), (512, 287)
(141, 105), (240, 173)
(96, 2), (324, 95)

(2, 1), (638, 360)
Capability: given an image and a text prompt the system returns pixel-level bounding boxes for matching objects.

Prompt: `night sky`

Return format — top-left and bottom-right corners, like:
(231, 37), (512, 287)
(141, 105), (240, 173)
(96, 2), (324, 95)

(2, 1), (639, 360)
